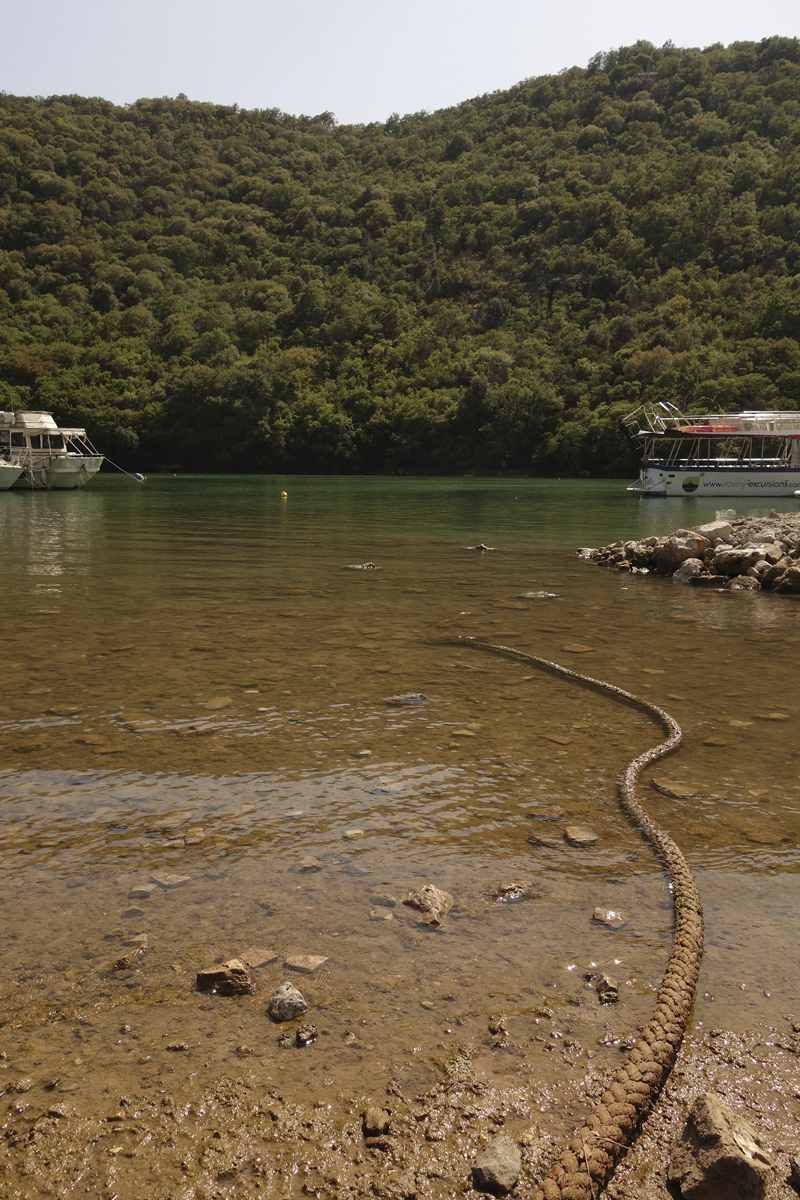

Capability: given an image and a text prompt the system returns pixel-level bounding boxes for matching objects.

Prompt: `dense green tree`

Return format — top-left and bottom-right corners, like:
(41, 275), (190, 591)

(1, 37), (800, 474)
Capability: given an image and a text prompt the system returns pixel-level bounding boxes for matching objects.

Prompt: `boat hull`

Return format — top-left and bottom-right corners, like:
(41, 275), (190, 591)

(0, 462), (24, 490)
(11, 456), (104, 489)
(630, 466), (800, 497)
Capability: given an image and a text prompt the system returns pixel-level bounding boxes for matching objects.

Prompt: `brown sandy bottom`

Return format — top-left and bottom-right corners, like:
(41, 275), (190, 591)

(2, 1022), (800, 1199)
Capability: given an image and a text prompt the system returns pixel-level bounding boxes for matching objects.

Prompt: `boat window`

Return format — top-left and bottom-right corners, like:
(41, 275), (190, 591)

(11, 433), (25, 447)
(47, 434), (64, 450)
(30, 435), (42, 449)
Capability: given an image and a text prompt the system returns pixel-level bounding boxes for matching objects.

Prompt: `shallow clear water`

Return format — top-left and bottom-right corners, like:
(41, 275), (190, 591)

(0, 476), (798, 1138)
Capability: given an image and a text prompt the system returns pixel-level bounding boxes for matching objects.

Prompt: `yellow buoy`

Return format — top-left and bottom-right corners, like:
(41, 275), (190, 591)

(280, 491), (288, 499)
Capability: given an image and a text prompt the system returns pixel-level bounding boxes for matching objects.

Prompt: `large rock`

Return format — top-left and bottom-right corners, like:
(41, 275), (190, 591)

(694, 520), (734, 542)
(760, 560), (791, 588)
(656, 534), (711, 573)
(267, 981), (308, 1021)
(773, 565), (800, 594)
(667, 1092), (773, 1200)
(727, 575), (760, 591)
(472, 1134), (521, 1194)
(713, 547), (763, 576)
(673, 557), (705, 584)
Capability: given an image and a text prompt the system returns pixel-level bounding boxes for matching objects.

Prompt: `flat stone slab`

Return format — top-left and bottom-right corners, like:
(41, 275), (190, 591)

(651, 779), (702, 800)
(528, 833), (562, 848)
(239, 947), (279, 968)
(527, 805), (564, 820)
(564, 825), (599, 847)
(542, 733), (572, 745)
(150, 870), (191, 889)
(285, 954), (328, 974)
(593, 907), (630, 928)
(129, 883), (156, 899)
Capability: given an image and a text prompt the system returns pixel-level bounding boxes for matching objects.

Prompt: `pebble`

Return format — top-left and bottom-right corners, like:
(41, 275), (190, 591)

(492, 881), (539, 902)
(364, 1105), (390, 1136)
(344, 829), (365, 839)
(296, 1022), (317, 1047)
(285, 954), (328, 974)
(593, 907), (630, 929)
(527, 805), (564, 820)
(596, 973), (619, 1003)
(704, 738), (728, 747)
(729, 719), (753, 728)
(450, 728), (475, 737)
(150, 870), (191, 889)
(239, 947), (279, 968)
(298, 855), (322, 871)
(562, 643), (594, 653)
(542, 733), (572, 745)
(651, 779), (701, 800)
(203, 696), (232, 710)
(369, 893), (398, 908)
(122, 905), (146, 919)
(564, 825), (599, 847)
(268, 982), (308, 1021)
(166, 1042), (189, 1052)
(129, 883), (156, 899)
(369, 907), (393, 921)
(196, 958), (255, 996)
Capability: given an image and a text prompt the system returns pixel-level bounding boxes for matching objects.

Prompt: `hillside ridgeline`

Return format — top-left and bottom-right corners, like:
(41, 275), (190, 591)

(2, 37), (800, 472)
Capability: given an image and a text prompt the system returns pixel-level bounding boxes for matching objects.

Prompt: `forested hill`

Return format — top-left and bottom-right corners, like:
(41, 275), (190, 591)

(2, 38), (800, 475)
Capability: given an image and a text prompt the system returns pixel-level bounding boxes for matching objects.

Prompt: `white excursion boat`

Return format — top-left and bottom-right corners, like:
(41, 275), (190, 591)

(622, 402), (800, 497)
(0, 411), (104, 490)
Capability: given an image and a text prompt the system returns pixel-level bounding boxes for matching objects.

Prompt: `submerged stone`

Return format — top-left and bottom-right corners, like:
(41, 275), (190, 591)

(564, 825), (599, 847)
(593, 907), (630, 928)
(403, 883), (453, 926)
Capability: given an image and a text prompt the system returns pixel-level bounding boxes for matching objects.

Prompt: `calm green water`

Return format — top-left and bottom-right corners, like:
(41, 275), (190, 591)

(0, 475), (798, 1192)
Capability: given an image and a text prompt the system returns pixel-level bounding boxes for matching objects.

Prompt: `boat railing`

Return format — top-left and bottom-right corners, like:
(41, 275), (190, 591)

(622, 402), (800, 437)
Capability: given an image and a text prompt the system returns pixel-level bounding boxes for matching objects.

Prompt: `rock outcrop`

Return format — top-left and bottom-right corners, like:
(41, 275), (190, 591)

(579, 512), (800, 593)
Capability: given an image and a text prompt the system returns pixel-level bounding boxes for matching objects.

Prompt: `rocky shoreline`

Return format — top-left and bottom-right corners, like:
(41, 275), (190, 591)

(579, 511), (800, 593)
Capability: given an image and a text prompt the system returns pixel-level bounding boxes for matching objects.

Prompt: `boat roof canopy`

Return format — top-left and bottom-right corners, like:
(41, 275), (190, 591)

(0, 411), (86, 436)
(623, 402), (800, 437)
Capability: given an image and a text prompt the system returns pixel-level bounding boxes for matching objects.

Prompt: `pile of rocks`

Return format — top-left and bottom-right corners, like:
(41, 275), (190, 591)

(579, 511), (800, 593)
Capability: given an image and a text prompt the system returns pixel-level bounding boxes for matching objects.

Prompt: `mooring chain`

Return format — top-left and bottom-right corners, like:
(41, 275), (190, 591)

(456, 637), (704, 1200)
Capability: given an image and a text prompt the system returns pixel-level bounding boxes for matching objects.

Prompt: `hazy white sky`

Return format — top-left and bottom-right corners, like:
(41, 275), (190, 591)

(0, 0), (798, 124)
